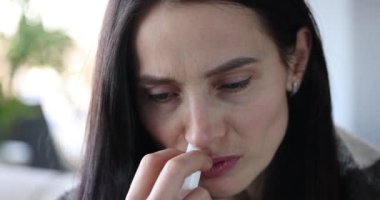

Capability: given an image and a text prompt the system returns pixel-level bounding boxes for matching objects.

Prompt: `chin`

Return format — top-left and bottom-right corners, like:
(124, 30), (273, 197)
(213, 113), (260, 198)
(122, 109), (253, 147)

(201, 176), (247, 198)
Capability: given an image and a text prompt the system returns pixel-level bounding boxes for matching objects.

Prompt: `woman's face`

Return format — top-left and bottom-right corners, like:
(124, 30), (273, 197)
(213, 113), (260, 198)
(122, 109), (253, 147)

(135, 2), (292, 198)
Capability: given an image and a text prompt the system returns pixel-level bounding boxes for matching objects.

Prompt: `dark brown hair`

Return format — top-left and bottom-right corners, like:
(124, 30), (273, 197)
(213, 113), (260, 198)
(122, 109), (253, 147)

(78, 0), (341, 199)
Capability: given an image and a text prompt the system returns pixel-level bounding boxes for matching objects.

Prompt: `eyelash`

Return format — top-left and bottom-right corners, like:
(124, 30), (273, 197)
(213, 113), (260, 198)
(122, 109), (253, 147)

(148, 92), (179, 103)
(146, 76), (252, 103)
(217, 76), (252, 92)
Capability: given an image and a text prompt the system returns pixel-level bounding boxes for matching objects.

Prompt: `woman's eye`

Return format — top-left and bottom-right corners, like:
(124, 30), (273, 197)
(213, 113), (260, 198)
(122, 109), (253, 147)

(218, 77), (252, 92)
(148, 92), (178, 103)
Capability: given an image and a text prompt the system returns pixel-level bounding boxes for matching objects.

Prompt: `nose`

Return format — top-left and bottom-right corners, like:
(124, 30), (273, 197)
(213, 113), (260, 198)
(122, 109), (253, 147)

(183, 95), (225, 148)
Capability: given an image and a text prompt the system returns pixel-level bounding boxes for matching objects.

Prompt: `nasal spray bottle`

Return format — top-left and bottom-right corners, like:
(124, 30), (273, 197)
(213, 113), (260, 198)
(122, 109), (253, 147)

(179, 143), (201, 199)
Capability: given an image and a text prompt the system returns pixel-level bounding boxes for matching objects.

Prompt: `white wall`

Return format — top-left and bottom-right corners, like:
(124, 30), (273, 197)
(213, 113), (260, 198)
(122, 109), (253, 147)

(352, 0), (380, 146)
(309, 0), (380, 146)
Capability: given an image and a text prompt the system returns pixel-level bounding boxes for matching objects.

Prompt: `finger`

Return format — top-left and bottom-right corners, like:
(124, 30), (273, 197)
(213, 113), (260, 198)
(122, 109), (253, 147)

(126, 149), (182, 200)
(148, 151), (212, 199)
(184, 187), (212, 200)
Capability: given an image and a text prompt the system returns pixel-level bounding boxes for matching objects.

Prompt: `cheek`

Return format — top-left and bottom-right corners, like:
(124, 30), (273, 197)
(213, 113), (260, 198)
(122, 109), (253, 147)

(141, 111), (185, 150)
(234, 63), (289, 151)
(231, 89), (288, 152)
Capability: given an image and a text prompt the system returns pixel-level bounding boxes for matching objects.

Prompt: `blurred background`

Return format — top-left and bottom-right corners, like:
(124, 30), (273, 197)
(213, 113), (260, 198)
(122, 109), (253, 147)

(0, 0), (106, 199)
(0, 0), (379, 199)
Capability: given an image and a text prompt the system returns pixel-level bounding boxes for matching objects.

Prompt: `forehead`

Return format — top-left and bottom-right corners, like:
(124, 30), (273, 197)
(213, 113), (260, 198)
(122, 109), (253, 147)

(134, 2), (276, 76)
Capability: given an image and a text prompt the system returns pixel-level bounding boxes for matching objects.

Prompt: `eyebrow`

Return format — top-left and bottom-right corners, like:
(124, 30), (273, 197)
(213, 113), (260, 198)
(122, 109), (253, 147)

(138, 57), (258, 86)
(204, 57), (258, 78)
(138, 75), (179, 86)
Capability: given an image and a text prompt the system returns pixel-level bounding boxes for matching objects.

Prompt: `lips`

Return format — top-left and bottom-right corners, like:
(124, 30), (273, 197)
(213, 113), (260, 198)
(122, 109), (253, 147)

(201, 156), (240, 179)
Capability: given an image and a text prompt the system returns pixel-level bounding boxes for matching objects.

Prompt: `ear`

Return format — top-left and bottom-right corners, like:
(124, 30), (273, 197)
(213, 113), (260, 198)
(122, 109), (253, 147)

(286, 27), (312, 94)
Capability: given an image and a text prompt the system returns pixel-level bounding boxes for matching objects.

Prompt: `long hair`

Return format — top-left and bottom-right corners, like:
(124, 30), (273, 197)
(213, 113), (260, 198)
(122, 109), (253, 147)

(78, 0), (341, 199)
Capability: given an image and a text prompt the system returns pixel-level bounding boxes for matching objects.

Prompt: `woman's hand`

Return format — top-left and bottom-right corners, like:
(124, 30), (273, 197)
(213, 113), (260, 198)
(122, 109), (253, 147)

(125, 148), (213, 200)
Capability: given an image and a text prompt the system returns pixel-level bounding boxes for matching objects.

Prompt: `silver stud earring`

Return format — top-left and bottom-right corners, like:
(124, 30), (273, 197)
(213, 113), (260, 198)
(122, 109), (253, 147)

(291, 80), (300, 96)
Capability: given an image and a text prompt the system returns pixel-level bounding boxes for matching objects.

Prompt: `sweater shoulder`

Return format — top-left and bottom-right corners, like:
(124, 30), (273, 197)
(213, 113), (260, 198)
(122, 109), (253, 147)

(335, 127), (380, 199)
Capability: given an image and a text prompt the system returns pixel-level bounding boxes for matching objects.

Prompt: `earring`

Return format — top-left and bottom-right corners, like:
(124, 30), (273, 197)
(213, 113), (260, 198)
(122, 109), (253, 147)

(291, 80), (300, 96)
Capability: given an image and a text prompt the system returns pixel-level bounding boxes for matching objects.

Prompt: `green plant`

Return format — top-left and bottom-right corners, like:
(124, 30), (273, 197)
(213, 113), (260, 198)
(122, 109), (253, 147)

(6, 14), (72, 78)
(0, 87), (38, 140)
(0, 0), (72, 139)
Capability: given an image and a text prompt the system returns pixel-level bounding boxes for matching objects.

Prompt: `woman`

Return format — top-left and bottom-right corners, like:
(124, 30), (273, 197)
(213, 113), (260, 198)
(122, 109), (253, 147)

(64, 0), (380, 199)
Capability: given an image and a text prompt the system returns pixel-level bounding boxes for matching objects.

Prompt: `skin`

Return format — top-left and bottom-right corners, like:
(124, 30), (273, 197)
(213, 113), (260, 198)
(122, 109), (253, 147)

(127, 2), (311, 200)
